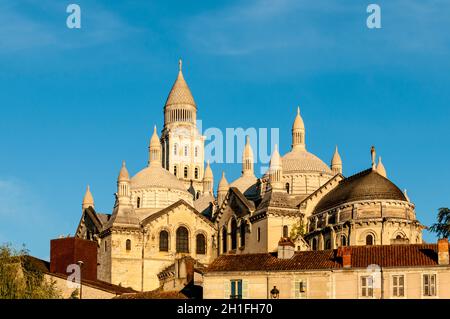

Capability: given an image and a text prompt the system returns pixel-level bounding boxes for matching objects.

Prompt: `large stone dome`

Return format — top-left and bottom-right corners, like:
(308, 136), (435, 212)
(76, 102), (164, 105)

(131, 166), (187, 192)
(313, 169), (407, 214)
(282, 149), (332, 174)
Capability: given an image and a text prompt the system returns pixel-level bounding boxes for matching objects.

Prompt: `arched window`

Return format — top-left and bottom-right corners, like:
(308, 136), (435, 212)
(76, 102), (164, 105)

(196, 191), (200, 199)
(174, 144), (178, 155)
(173, 166), (177, 176)
(257, 227), (261, 242)
(312, 238), (318, 251)
(325, 239), (331, 250)
(341, 235), (347, 247)
(136, 197), (141, 208)
(184, 166), (188, 178)
(194, 167), (199, 179)
(366, 234), (374, 246)
(196, 234), (206, 254)
(240, 221), (246, 247)
(184, 146), (188, 156)
(176, 227), (189, 253)
(231, 219), (238, 250)
(222, 228), (227, 253)
(125, 239), (131, 251)
(285, 183), (290, 194)
(396, 234), (403, 240)
(159, 230), (169, 252)
(283, 225), (289, 238)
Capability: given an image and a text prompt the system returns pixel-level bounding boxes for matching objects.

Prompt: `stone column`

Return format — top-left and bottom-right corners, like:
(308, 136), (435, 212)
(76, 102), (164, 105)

(330, 227), (336, 249)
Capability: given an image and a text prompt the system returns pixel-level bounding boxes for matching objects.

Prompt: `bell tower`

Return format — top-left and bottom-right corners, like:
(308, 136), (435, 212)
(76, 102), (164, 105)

(160, 60), (206, 196)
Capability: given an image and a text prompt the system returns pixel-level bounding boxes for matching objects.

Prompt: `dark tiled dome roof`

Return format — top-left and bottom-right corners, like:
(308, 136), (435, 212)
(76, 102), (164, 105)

(313, 169), (407, 214)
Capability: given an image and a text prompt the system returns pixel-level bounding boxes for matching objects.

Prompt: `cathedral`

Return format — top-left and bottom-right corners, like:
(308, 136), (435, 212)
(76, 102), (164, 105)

(74, 61), (424, 293)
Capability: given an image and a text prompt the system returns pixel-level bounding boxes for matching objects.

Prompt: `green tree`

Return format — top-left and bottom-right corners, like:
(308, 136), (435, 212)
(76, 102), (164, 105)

(69, 288), (80, 299)
(429, 208), (450, 238)
(290, 219), (305, 240)
(0, 244), (60, 299)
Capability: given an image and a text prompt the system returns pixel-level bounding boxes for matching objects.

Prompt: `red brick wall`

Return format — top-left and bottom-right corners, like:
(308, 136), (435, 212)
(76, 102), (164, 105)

(50, 237), (97, 281)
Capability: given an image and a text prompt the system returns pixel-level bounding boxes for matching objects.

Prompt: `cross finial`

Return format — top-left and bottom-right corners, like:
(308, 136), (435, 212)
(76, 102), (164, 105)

(179, 59), (182, 72)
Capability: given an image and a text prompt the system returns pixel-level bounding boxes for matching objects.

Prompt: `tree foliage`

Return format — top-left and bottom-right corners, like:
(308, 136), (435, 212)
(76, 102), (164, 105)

(429, 208), (450, 239)
(289, 219), (305, 240)
(0, 244), (60, 299)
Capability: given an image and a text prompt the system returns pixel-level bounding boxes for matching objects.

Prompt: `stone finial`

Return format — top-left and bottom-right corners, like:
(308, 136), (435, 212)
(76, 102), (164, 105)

(218, 171), (229, 190)
(292, 106), (305, 150)
(404, 189), (410, 202)
(331, 145), (343, 174)
(118, 160), (130, 181)
(242, 135), (254, 176)
(149, 125), (162, 166)
(82, 185), (94, 210)
(376, 156), (387, 178)
(371, 146), (376, 169)
(269, 144), (283, 191)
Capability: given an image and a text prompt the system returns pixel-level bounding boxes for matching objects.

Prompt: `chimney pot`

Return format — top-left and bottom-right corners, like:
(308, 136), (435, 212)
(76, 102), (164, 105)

(342, 247), (352, 269)
(438, 238), (449, 265)
(277, 237), (295, 259)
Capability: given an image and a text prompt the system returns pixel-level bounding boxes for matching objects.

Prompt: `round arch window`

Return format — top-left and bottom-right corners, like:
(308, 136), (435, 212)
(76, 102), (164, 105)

(366, 234), (374, 246)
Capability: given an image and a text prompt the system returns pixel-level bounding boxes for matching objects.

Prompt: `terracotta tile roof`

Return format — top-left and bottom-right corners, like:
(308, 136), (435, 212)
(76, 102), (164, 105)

(206, 244), (447, 273)
(340, 244), (440, 268)
(114, 289), (188, 299)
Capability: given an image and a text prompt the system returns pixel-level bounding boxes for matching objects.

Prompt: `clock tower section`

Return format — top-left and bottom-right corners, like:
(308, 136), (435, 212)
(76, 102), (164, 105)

(161, 60), (206, 197)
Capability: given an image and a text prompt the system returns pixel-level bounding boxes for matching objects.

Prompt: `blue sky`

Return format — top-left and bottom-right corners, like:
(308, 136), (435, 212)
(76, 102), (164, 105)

(0, 0), (449, 259)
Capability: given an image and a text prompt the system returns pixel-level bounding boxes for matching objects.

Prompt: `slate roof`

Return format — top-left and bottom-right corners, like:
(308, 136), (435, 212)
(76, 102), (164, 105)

(229, 187), (256, 211)
(229, 175), (259, 198)
(194, 193), (216, 217)
(256, 189), (303, 211)
(313, 168), (407, 214)
(206, 244), (447, 273)
(141, 199), (214, 227)
(96, 213), (111, 225)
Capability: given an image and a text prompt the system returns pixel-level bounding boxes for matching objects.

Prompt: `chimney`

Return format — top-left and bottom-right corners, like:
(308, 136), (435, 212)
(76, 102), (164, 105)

(50, 237), (98, 281)
(277, 237), (295, 259)
(342, 247), (352, 269)
(438, 238), (449, 265)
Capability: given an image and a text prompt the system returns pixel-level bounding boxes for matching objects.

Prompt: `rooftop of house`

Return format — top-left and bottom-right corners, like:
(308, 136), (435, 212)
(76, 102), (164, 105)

(206, 242), (449, 273)
(23, 255), (136, 295)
